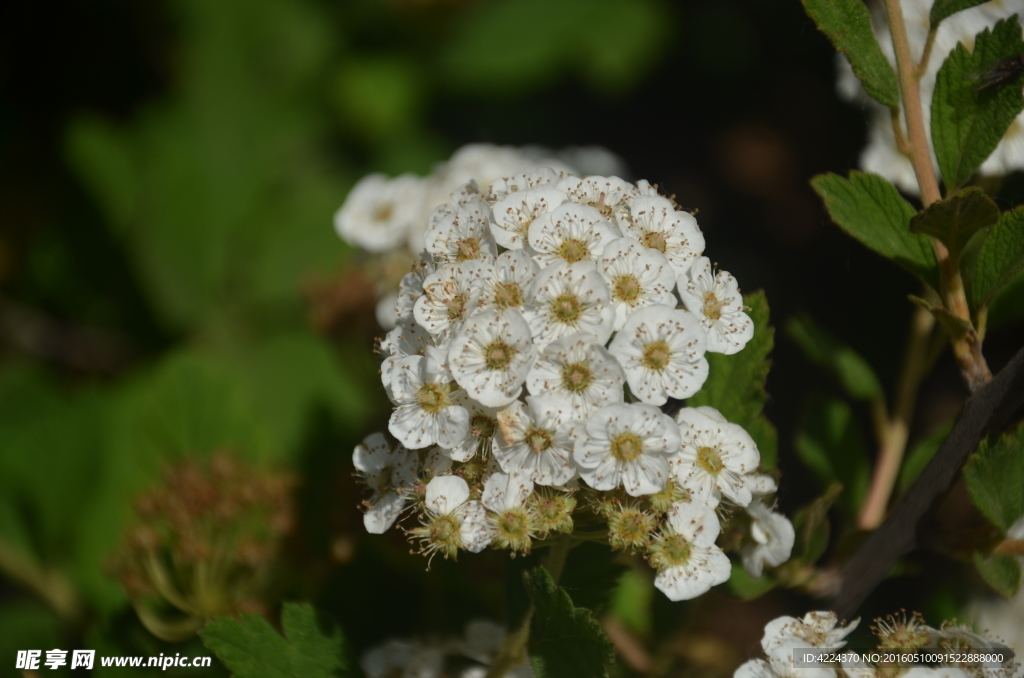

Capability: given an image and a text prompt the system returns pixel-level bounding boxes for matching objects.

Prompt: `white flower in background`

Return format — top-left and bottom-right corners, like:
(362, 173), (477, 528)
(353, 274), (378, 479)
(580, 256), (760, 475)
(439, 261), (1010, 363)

(353, 433), (420, 533)
(380, 318), (433, 398)
(599, 236), (677, 330)
(648, 501), (730, 601)
(608, 305), (709, 405)
(413, 261), (483, 347)
(762, 612), (859, 657)
(448, 309), (538, 408)
(679, 256), (753, 355)
(493, 397), (578, 486)
(425, 201), (498, 264)
(376, 292), (401, 330)
(523, 261), (615, 349)
(526, 333), (625, 423)
(672, 406), (762, 507)
(410, 475), (492, 561)
(441, 394), (498, 462)
(574, 402), (681, 496)
(334, 173), (427, 252)
(734, 654), (837, 678)
(741, 500), (796, 578)
(388, 348), (469, 450)
(490, 187), (567, 249)
(625, 196), (705, 275)
(527, 202), (618, 269)
(483, 167), (565, 204)
(557, 175), (637, 230)
(361, 639), (443, 678)
(482, 472), (536, 553)
(474, 249), (539, 315)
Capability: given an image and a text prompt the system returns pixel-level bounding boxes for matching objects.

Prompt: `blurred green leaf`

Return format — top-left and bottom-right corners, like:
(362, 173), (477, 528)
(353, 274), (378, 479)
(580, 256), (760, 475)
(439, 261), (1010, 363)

(989, 267), (1024, 329)
(930, 0), (990, 26)
(200, 602), (348, 677)
(973, 552), (1022, 597)
(0, 602), (63, 668)
(909, 188), (999, 260)
(964, 423), (1024, 532)
(608, 570), (652, 636)
(971, 206), (1024, 311)
(795, 397), (871, 517)
(786, 314), (883, 401)
(332, 58), (423, 141)
(898, 423), (952, 495)
(811, 171), (940, 290)
(726, 561), (777, 600)
(792, 483), (842, 565)
(65, 116), (138, 233)
(798, 0), (900, 108)
(932, 16), (1024, 192)
(524, 567), (615, 678)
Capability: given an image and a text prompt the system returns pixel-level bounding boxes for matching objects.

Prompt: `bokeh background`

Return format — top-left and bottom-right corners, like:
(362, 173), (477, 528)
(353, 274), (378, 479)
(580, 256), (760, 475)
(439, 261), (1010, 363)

(2, 0), (1024, 674)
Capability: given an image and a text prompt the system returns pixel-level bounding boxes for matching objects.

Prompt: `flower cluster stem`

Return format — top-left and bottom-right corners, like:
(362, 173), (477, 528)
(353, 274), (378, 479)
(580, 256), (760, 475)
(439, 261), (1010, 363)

(0, 534), (81, 622)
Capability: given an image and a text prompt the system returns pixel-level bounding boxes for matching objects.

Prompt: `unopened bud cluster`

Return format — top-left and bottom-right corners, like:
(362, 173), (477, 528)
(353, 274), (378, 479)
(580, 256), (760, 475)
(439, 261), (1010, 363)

(348, 163), (795, 600)
(110, 453), (294, 640)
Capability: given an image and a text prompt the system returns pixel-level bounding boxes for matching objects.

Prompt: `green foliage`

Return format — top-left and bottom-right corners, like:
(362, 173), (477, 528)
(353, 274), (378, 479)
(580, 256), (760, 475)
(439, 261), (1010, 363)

(791, 483), (843, 566)
(931, 16), (1024, 192)
(200, 602), (349, 677)
(798, 0), (900, 108)
(523, 567), (615, 678)
(973, 552), (1022, 597)
(970, 206), (1024, 311)
(964, 424), (1024, 532)
(930, 0), (992, 26)
(898, 423), (952, 495)
(909, 187), (1000, 259)
(726, 562), (777, 600)
(795, 397), (871, 517)
(608, 570), (653, 636)
(786, 314), (883, 401)
(688, 291), (777, 468)
(331, 57), (424, 142)
(811, 172), (940, 290)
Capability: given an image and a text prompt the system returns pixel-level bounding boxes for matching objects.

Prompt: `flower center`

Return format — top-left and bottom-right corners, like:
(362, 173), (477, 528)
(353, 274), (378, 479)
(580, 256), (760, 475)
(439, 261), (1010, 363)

(551, 293), (582, 324)
(430, 514), (460, 545)
(610, 432), (643, 462)
(662, 534), (692, 565)
(455, 237), (481, 261)
(526, 427), (553, 453)
(471, 413), (496, 440)
(561, 362), (593, 393)
(485, 340), (516, 371)
(697, 446), (723, 474)
(494, 282), (523, 309)
(446, 294), (467, 321)
(498, 510), (529, 539)
(558, 238), (589, 263)
(589, 193), (614, 218)
(416, 383), (449, 413)
(642, 341), (671, 371)
(373, 203), (394, 222)
(614, 274), (641, 303)
(641, 230), (668, 253)
(703, 292), (725, 320)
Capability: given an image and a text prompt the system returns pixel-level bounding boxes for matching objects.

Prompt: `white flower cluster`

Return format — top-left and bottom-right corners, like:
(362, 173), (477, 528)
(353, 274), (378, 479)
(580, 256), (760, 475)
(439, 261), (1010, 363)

(361, 619), (532, 678)
(836, 0), (1024, 193)
(736, 611), (1014, 678)
(352, 165), (793, 601)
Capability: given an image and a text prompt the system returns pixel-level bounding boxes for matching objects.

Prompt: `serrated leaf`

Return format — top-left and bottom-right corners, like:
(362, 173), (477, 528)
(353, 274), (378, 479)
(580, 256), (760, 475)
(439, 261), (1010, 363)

(726, 561), (777, 600)
(811, 172), (940, 290)
(909, 188), (999, 259)
(930, 0), (991, 26)
(932, 16), (1024, 192)
(795, 397), (871, 517)
(898, 423), (952, 494)
(200, 602), (347, 678)
(973, 552), (1022, 597)
(792, 483), (843, 565)
(798, 0), (900, 108)
(524, 567), (615, 678)
(971, 206), (1024, 310)
(785, 314), (883, 401)
(964, 424), (1024, 532)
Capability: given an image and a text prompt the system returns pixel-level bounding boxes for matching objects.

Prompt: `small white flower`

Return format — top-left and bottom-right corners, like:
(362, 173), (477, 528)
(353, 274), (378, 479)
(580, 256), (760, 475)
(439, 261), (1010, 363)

(474, 249), (539, 315)
(598, 236), (677, 330)
(422, 475), (492, 553)
(375, 292), (400, 330)
(762, 612), (859, 657)
(448, 309), (538, 408)
(483, 167), (566, 203)
(671, 406), (762, 507)
(388, 348), (469, 450)
(381, 318), (434, 398)
(494, 397), (578, 486)
(490, 187), (567, 249)
(574, 402), (681, 496)
(482, 472), (534, 514)
(523, 261), (614, 350)
(608, 305), (709, 405)
(353, 433), (420, 533)
(649, 501), (730, 601)
(528, 202), (619, 268)
(734, 655), (836, 678)
(741, 500), (795, 578)
(334, 173), (426, 252)
(526, 333), (625, 424)
(439, 394), (498, 463)
(361, 639), (444, 678)
(413, 261), (483, 348)
(425, 201), (498, 264)
(679, 256), (753, 355)
(625, 196), (705, 275)
(395, 258), (437, 322)
(556, 175), (637, 230)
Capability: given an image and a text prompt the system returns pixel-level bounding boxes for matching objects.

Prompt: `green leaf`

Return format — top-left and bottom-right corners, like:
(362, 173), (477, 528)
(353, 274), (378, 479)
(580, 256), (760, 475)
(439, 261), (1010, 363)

(898, 423), (952, 495)
(200, 602), (348, 678)
(971, 206), (1024, 310)
(609, 570), (653, 635)
(688, 291), (777, 470)
(811, 172), (940, 290)
(798, 0), (900, 108)
(795, 397), (871, 517)
(524, 567), (615, 678)
(930, 0), (991, 26)
(792, 483), (843, 565)
(726, 561), (777, 600)
(932, 16), (1024, 192)
(785, 314), (884, 401)
(909, 187), (1000, 259)
(964, 424), (1024, 532)
(973, 552), (1022, 597)
(989, 267), (1024, 329)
